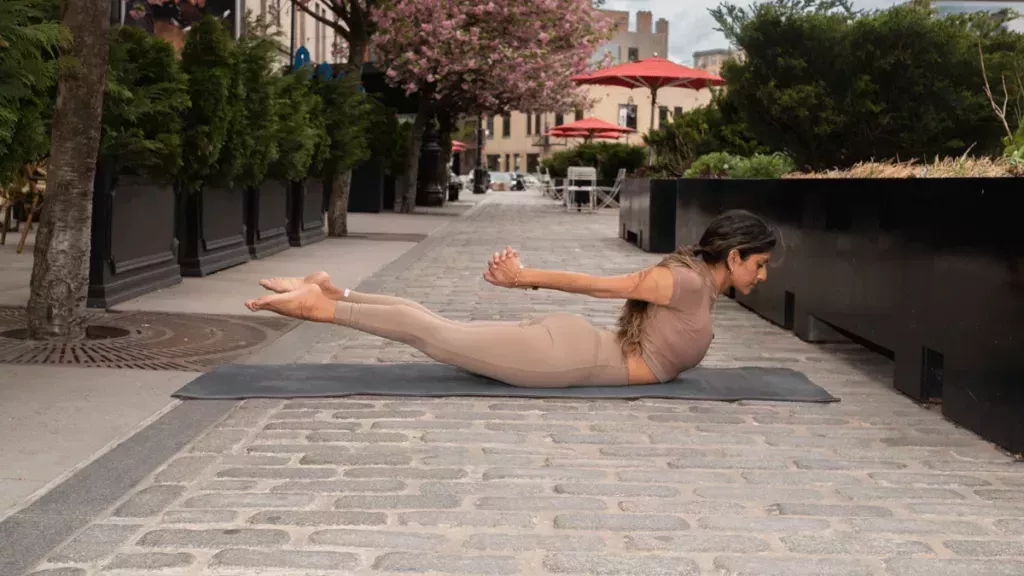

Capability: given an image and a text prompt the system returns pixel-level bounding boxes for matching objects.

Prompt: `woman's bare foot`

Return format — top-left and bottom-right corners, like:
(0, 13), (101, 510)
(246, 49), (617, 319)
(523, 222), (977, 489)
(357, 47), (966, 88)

(260, 271), (342, 298)
(245, 284), (336, 322)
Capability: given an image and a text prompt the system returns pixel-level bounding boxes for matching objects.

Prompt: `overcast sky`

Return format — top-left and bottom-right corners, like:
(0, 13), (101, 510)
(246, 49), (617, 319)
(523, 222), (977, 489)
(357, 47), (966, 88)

(602, 0), (906, 64)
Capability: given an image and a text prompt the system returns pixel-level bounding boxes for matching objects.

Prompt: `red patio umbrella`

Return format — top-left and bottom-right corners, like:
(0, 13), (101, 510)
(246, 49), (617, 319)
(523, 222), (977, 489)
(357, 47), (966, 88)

(451, 140), (468, 152)
(572, 57), (725, 163)
(547, 128), (624, 141)
(546, 116), (634, 140)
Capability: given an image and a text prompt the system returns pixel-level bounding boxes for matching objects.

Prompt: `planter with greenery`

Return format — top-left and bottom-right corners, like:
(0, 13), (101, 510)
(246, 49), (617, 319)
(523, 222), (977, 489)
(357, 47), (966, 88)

(279, 66), (329, 246)
(672, 156), (1023, 454)
(176, 16), (250, 277)
(237, 25), (288, 259)
(351, 97), (408, 213)
(88, 25), (190, 308)
(317, 71), (371, 227)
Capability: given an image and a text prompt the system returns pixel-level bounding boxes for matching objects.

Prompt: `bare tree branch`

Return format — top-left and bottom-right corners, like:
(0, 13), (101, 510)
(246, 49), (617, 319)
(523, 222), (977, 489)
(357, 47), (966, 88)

(979, 41), (1013, 140)
(294, 0), (350, 41)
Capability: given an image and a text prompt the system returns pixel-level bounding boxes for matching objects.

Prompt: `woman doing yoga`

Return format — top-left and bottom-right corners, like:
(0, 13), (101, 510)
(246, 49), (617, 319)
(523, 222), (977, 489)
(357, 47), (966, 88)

(245, 209), (778, 388)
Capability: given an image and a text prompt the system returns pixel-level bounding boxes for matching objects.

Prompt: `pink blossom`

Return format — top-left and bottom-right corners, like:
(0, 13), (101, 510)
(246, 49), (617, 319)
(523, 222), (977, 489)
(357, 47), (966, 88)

(369, 0), (612, 114)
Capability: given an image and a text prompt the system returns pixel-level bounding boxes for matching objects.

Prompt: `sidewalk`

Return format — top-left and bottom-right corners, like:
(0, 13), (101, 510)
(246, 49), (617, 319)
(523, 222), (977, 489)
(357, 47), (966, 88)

(8, 192), (1024, 576)
(0, 201), (481, 528)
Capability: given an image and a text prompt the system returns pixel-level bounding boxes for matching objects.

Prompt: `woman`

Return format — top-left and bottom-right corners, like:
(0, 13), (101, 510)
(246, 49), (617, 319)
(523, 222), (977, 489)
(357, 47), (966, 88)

(246, 209), (777, 388)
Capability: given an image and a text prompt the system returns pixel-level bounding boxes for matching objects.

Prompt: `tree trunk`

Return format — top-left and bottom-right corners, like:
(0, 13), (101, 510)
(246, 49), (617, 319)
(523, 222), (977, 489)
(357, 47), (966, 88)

(26, 0), (110, 340)
(436, 110), (454, 192)
(325, 34), (367, 236)
(327, 169), (351, 235)
(399, 97), (431, 213)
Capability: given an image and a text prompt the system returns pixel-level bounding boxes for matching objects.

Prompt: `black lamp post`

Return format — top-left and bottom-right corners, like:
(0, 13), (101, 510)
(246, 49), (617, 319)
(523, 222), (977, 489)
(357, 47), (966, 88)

(416, 117), (446, 207)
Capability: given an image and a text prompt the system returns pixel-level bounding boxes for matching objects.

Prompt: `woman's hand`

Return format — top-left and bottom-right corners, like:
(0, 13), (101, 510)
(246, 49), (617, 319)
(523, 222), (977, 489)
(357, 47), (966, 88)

(483, 246), (523, 288)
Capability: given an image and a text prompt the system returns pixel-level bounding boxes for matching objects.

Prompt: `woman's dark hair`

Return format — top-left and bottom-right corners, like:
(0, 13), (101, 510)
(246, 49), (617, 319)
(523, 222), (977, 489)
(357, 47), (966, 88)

(616, 209), (778, 355)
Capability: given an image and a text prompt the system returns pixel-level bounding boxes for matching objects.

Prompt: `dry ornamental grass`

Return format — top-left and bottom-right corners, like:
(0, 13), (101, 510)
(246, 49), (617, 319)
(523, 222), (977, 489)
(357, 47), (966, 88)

(783, 156), (1023, 178)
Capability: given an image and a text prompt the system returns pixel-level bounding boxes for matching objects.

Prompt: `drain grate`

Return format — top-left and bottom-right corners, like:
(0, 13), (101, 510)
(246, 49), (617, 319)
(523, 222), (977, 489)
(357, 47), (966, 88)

(0, 307), (299, 372)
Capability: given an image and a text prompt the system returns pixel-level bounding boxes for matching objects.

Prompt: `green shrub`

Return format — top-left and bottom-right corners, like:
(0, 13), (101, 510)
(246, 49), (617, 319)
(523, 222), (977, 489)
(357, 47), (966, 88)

(100, 25), (190, 182)
(644, 94), (765, 177)
(229, 21), (282, 187)
(362, 95), (413, 176)
(684, 152), (795, 178)
(269, 66), (329, 182)
(179, 16), (241, 192)
(315, 71), (372, 178)
(540, 141), (646, 180)
(710, 0), (1024, 169)
(0, 0), (67, 189)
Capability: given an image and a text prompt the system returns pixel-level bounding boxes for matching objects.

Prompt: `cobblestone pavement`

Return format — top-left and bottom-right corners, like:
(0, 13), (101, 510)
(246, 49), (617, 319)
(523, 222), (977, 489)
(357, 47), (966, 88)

(28, 193), (1024, 575)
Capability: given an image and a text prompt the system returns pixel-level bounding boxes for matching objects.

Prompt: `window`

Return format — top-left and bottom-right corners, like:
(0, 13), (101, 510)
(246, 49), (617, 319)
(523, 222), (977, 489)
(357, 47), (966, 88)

(526, 114), (532, 136)
(502, 114), (511, 137)
(555, 113), (564, 127)
(659, 106), (669, 127)
(513, 153), (520, 172)
(574, 109), (584, 121)
(487, 154), (500, 170)
(504, 154), (511, 170)
(486, 116), (494, 139)
(618, 104), (637, 130)
(627, 46), (639, 62)
(527, 153), (540, 173)
(674, 106), (683, 118)
(534, 115), (541, 135)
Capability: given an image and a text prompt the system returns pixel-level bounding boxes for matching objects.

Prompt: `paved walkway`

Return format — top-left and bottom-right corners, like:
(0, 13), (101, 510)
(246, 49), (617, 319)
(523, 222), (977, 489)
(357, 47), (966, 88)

(22, 192), (1024, 576)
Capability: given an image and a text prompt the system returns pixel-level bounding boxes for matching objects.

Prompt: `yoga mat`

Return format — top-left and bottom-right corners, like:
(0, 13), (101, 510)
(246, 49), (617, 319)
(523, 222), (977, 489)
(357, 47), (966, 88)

(172, 363), (838, 403)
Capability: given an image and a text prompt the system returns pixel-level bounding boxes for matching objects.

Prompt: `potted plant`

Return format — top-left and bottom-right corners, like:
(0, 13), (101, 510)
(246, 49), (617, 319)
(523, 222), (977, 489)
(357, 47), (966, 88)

(176, 15), (249, 277)
(281, 66), (329, 246)
(88, 24), (190, 308)
(317, 70), (371, 231)
(236, 21), (286, 258)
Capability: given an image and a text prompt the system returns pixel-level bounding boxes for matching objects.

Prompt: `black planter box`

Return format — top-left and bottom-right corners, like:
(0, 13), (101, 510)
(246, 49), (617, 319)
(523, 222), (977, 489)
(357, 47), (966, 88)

(619, 178), (678, 253)
(674, 177), (1024, 454)
(349, 160), (385, 213)
(88, 170), (181, 308)
(384, 175), (398, 211)
(244, 180), (290, 259)
(287, 177), (326, 246)
(176, 183), (250, 277)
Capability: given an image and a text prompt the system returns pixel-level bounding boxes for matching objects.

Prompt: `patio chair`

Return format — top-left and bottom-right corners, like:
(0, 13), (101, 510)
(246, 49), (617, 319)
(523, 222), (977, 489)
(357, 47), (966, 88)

(594, 168), (625, 209)
(565, 166), (597, 212)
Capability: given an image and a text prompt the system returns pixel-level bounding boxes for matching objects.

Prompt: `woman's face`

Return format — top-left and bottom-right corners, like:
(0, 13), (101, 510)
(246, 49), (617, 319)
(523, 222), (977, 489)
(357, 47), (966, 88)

(729, 251), (771, 295)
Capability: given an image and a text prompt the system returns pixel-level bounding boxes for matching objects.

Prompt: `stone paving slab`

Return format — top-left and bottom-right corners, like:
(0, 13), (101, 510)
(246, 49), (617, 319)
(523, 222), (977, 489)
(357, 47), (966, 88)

(24, 192), (1024, 576)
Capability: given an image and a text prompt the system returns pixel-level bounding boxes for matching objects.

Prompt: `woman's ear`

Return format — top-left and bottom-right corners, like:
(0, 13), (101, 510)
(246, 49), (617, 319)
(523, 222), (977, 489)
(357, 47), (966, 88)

(726, 249), (740, 272)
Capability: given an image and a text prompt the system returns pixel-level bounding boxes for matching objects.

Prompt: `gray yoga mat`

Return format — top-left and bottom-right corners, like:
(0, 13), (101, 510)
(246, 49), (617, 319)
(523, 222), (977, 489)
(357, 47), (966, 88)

(172, 363), (838, 403)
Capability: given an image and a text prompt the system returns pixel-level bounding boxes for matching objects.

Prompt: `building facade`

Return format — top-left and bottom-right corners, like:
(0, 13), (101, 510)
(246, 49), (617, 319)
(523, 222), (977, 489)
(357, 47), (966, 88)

(692, 47), (744, 77)
(476, 10), (716, 174)
(111, 0), (341, 67)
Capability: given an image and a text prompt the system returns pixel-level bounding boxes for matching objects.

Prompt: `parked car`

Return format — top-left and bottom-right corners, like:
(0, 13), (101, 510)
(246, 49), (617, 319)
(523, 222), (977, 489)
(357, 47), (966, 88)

(488, 171), (513, 191)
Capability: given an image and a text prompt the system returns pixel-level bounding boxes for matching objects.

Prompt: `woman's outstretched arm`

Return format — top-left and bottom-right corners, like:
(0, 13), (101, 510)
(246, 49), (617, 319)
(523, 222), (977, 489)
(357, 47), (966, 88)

(515, 266), (675, 305)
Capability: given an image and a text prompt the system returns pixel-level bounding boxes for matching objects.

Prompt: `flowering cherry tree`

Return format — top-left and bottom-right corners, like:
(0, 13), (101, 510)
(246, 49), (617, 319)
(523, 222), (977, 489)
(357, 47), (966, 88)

(370, 0), (613, 211)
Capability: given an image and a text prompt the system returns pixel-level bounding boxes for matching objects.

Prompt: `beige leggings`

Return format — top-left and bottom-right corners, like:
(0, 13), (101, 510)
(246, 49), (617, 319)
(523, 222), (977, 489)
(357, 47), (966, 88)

(333, 291), (631, 388)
